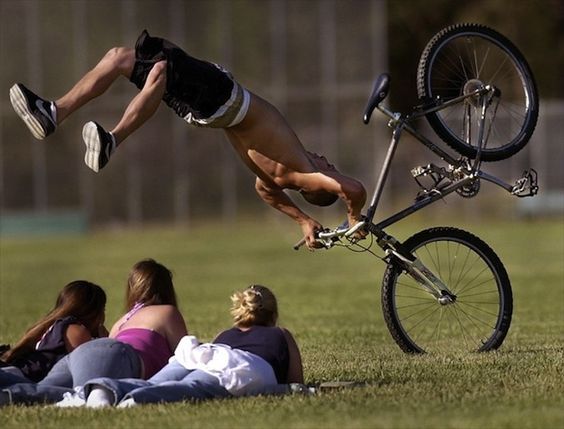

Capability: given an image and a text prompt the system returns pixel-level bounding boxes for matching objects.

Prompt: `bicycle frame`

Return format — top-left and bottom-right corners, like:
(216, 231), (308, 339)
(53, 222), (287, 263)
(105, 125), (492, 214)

(365, 85), (526, 232)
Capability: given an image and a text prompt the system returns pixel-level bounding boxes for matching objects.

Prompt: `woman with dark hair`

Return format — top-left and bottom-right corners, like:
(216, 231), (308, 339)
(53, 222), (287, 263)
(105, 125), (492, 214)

(1, 259), (188, 405)
(0, 281), (107, 386)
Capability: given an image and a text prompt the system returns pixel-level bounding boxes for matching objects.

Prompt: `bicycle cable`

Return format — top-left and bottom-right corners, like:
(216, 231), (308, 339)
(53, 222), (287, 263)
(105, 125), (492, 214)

(335, 234), (386, 261)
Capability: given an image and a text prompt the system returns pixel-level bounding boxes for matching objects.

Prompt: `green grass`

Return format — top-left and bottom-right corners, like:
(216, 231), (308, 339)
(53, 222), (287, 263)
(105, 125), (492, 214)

(1, 218), (563, 428)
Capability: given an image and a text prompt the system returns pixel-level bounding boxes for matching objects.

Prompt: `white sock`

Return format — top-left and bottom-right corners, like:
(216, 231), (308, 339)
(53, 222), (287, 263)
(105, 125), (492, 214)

(117, 397), (137, 408)
(49, 102), (57, 123)
(86, 386), (113, 408)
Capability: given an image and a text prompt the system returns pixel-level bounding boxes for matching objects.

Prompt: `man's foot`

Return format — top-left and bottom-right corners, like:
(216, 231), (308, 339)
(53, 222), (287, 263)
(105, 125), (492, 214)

(9, 83), (57, 140)
(82, 121), (116, 173)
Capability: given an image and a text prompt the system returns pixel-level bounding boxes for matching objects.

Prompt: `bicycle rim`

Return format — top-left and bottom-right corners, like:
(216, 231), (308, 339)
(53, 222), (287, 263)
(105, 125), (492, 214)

(418, 24), (538, 161)
(382, 228), (512, 354)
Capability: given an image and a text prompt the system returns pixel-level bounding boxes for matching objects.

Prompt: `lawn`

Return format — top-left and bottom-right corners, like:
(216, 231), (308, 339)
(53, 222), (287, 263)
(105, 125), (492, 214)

(0, 218), (563, 428)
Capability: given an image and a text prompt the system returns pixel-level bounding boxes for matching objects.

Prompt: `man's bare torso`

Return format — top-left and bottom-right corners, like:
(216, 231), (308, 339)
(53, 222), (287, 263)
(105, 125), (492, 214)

(225, 92), (315, 190)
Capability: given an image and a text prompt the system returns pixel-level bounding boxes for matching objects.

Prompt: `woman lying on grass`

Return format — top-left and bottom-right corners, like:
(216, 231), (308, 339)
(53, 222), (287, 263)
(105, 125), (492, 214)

(79, 284), (304, 407)
(1, 259), (188, 405)
(0, 281), (107, 387)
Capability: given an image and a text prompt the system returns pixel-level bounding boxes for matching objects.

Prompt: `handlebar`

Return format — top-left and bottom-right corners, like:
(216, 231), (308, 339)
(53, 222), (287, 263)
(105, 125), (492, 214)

(293, 220), (367, 250)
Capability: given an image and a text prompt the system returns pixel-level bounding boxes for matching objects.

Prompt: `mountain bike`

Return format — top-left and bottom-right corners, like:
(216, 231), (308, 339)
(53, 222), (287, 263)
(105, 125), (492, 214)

(295, 23), (539, 354)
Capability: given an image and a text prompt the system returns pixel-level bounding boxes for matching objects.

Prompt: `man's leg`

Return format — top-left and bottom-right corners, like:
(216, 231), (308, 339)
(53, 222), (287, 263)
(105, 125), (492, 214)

(55, 47), (136, 124)
(109, 59), (167, 144)
(82, 59), (167, 172)
(10, 47), (135, 140)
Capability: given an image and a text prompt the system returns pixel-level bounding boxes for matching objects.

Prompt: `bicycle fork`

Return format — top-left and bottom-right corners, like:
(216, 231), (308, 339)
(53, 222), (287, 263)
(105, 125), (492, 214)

(390, 250), (457, 305)
(374, 230), (457, 305)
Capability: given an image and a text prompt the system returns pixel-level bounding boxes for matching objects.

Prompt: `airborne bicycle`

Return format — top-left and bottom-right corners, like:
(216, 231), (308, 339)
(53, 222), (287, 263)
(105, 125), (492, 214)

(295, 23), (539, 354)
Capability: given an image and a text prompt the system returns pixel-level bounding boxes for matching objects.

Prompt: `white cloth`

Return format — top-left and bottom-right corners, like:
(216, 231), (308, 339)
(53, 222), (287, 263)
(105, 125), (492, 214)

(55, 387), (86, 408)
(171, 335), (276, 396)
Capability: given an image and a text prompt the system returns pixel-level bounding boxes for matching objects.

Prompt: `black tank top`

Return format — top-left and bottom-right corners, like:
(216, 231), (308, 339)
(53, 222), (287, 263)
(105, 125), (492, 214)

(213, 326), (289, 383)
(8, 316), (79, 382)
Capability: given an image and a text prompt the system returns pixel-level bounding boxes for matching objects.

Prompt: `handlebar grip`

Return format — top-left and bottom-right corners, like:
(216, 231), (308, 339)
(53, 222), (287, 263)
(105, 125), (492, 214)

(293, 237), (306, 250)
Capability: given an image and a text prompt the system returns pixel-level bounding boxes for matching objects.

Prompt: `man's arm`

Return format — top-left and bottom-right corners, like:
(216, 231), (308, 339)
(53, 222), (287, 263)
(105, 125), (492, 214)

(298, 171), (367, 228)
(255, 178), (323, 249)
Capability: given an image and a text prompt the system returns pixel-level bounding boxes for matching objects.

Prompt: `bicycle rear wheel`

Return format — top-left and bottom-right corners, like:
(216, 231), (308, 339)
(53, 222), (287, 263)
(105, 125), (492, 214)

(417, 23), (538, 161)
(381, 227), (512, 354)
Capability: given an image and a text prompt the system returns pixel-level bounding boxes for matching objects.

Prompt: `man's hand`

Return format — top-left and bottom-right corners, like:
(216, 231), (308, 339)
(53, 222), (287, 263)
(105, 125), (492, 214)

(347, 216), (368, 241)
(300, 218), (324, 250)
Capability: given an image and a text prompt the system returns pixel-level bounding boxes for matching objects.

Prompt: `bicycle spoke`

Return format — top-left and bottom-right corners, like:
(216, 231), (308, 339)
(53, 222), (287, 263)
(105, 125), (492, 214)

(457, 276), (497, 297)
(457, 300), (500, 320)
(454, 302), (497, 338)
(461, 289), (498, 298)
(475, 45), (490, 80)
(451, 305), (477, 350)
(401, 304), (443, 339)
(456, 264), (492, 296)
(398, 300), (438, 323)
(396, 279), (436, 295)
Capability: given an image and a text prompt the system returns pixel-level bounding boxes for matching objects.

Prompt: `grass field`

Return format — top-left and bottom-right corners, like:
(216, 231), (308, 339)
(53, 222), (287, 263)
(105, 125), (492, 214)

(0, 218), (563, 429)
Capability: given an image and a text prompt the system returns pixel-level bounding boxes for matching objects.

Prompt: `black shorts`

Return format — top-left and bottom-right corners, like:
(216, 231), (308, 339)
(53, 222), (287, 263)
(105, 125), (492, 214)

(130, 30), (249, 128)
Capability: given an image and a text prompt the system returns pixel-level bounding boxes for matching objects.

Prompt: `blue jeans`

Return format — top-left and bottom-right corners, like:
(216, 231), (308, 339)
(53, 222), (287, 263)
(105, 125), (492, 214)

(0, 368), (30, 388)
(2, 338), (142, 405)
(84, 360), (294, 406)
(40, 337), (142, 387)
(84, 360), (231, 405)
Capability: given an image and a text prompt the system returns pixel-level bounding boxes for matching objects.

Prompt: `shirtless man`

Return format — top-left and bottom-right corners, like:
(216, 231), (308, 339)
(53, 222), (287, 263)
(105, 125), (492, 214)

(9, 30), (366, 249)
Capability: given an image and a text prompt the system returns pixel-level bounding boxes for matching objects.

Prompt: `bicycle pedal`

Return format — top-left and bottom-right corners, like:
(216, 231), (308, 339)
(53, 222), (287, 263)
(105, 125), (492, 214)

(512, 168), (539, 197)
(411, 166), (427, 178)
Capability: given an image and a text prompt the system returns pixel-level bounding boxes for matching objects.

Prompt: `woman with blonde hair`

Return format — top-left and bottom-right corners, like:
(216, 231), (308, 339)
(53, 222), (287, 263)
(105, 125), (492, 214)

(215, 284), (303, 385)
(80, 284), (303, 407)
(0, 281), (107, 386)
(1, 259), (188, 405)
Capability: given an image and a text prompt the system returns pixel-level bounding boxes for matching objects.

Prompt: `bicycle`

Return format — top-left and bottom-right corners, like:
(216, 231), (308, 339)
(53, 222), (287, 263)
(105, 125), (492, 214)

(294, 23), (539, 354)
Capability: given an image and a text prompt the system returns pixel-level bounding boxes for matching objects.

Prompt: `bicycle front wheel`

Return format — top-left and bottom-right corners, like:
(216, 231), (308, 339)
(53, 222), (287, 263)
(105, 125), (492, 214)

(417, 23), (538, 161)
(381, 227), (512, 354)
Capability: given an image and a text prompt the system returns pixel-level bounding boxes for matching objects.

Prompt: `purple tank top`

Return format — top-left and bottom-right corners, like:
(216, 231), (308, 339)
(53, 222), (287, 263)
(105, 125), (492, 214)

(115, 328), (171, 378)
(114, 303), (172, 378)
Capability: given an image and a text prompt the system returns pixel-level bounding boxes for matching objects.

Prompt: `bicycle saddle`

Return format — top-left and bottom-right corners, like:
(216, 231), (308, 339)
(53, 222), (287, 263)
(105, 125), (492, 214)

(363, 73), (390, 124)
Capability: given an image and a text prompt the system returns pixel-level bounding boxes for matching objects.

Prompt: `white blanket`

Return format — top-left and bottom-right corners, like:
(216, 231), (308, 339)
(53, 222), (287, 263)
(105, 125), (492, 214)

(171, 336), (277, 396)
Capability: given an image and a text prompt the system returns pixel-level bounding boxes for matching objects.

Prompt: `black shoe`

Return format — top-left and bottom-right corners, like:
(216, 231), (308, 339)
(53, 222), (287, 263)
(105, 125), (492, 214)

(82, 121), (115, 173)
(9, 83), (57, 140)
